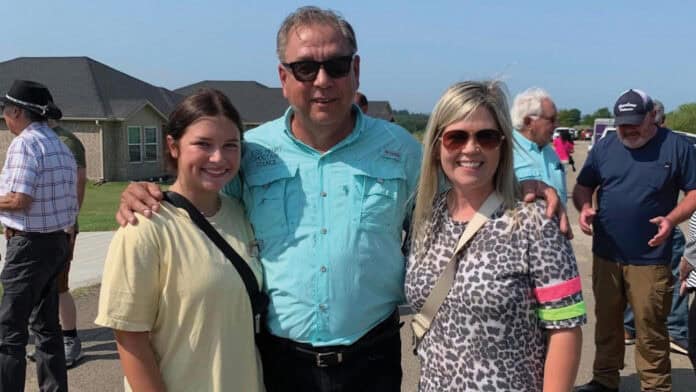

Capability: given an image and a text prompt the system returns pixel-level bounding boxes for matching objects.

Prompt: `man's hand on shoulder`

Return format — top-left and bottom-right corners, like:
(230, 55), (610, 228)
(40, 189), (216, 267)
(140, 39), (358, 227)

(115, 182), (164, 226)
(647, 216), (674, 247)
(520, 180), (572, 239)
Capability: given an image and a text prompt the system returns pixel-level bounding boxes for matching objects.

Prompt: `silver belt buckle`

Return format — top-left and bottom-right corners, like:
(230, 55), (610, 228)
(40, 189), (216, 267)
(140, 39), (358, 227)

(316, 351), (342, 367)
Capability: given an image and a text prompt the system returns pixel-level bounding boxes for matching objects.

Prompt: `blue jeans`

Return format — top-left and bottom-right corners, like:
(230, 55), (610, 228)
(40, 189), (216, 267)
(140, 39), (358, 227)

(624, 227), (688, 340)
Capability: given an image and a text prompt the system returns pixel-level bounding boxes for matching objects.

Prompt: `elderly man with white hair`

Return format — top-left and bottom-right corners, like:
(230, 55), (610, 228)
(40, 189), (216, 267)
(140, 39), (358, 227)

(511, 87), (567, 204)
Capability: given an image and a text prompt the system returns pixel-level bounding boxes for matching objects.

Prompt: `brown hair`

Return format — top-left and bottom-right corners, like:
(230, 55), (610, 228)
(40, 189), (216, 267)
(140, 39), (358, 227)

(276, 6), (357, 62)
(165, 88), (244, 171)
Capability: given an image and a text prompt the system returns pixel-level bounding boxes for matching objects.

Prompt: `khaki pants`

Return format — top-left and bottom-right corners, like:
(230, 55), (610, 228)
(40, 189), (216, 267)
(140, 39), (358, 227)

(592, 255), (673, 391)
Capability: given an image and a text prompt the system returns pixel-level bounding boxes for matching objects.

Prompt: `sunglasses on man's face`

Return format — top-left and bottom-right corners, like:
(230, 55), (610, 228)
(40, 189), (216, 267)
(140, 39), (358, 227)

(440, 129), (505, 151)
(282, 55), (354, 82)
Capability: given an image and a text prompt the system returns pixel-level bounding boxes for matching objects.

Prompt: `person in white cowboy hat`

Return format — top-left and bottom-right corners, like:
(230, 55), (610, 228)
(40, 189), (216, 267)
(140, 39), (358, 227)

(0, 79), (78, 392)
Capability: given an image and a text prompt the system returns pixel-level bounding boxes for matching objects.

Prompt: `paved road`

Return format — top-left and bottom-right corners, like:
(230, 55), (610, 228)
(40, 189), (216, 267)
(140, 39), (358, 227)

(20, 140), (696, 391)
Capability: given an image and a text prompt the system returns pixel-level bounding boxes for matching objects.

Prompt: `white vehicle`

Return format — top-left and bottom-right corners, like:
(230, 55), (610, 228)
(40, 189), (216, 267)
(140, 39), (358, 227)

(553, 127), (575, 140)
(673, 130), (696, 148)
(600, 126), (616, 140)
(589, 118), (614, 150)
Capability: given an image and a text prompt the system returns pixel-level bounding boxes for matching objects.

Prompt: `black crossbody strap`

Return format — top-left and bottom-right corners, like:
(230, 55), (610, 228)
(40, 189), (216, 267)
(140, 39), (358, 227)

(163, 191), (267, 333)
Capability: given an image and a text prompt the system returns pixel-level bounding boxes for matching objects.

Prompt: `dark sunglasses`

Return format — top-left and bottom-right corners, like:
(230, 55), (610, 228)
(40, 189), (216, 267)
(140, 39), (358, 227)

(440, 129), (505, 151)
(282, 55), (354, 82)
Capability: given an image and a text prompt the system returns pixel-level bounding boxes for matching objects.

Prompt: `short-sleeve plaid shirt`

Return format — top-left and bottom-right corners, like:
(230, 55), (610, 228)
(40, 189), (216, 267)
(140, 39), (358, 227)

(0, 122), (78, 232)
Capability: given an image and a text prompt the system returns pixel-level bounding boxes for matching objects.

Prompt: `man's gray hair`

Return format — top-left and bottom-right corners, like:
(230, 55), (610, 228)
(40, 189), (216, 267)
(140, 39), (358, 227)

(510, 87), (553, 130)
(653, 98), (665, 125)
(276, 6), (357, 62)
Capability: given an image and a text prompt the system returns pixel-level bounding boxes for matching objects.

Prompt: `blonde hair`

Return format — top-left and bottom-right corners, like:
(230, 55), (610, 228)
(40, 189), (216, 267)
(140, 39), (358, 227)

(410, 80), (519, 256)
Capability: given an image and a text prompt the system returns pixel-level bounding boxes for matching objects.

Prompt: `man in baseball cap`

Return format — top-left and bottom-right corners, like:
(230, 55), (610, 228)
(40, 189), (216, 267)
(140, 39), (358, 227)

(612, 88), (656, 149)
(574, 88), (696, 391)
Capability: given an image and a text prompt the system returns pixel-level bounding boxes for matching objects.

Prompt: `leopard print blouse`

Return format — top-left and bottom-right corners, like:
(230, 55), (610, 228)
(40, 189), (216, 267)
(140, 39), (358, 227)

(405, 193), (586, 391)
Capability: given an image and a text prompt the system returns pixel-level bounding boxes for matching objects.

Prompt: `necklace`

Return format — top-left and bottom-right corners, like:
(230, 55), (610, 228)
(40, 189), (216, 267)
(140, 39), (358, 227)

(200, 196), (221, 218)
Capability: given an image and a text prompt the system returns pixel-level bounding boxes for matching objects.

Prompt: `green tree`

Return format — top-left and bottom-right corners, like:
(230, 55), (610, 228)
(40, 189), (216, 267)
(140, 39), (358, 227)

(557, 109), (581, 127)
(666, 103), (696, 133)
(580, 114), (594, 125)
(579, 107), (612, 126)
(393, 110), (430, 134)
(593, 107), (611, 118)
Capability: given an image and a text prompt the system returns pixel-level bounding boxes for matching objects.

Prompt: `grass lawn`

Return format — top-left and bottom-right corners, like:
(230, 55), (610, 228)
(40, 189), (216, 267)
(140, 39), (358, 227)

(79, 181), (171, 231)
(77, 181), (129, 232)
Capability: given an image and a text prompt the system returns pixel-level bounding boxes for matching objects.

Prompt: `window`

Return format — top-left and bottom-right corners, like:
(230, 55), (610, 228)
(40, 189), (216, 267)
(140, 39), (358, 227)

(127, 126), (159, 163)
(144, 127), (158, 161)
(127, 126), (142, 162)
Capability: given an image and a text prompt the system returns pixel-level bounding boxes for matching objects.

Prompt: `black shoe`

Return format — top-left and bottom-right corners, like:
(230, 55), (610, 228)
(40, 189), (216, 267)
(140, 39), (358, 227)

(575, 380), (619, 392)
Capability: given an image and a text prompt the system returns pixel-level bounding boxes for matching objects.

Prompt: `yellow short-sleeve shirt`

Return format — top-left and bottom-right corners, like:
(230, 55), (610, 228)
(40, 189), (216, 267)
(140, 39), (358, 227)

(95, 195), (264, 392)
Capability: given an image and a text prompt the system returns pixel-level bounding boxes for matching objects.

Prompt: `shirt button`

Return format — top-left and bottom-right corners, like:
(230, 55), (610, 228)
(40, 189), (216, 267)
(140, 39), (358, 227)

(320, 266), (327, 273)
(320, 191), (327, 197)
(320, 228), (327, 234)
(319, 304), (327, 311)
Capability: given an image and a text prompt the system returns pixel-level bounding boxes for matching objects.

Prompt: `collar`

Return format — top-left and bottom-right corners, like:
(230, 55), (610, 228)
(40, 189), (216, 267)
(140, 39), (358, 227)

(25, 122), (51, 133)
(513, 129), (542, 152)
(282, 105), (365, 153)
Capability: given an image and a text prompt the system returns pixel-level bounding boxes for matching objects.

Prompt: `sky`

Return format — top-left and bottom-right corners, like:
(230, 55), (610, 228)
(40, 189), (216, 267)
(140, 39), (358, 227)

(2, 1), (695, 115)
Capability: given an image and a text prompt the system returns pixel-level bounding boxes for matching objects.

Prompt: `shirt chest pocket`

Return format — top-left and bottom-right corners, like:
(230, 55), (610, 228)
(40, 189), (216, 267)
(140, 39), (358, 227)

(638, 163), (672, 192)
(353, 164), (407, 230)
(244, 165), (299, 239)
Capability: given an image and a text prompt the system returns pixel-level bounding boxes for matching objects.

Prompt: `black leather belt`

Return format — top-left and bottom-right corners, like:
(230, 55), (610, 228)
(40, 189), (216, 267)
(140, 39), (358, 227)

(263, 310), (402, 368)
(5, 228), (66, 238)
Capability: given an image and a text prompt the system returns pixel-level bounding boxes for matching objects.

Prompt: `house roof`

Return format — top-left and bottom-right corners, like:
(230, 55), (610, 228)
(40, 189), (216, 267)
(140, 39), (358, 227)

(367, 100), (394, 121)
(175, 81), (288, 125)
(0, 57), (182, 120)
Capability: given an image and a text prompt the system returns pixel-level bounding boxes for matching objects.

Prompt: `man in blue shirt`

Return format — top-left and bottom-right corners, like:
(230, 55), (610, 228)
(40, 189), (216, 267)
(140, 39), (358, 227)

(510, 87), (567, 205)
(623, 99), (691, 356)
(574, 89), (696, 392)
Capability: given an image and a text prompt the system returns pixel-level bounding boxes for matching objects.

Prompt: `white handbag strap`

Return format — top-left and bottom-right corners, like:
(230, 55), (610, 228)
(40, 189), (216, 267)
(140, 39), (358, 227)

(412, 192), (504, 335)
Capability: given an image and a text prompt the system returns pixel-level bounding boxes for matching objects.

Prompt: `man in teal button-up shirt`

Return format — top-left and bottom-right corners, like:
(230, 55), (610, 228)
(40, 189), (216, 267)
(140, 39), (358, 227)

(511, 87), (567, 205)
(228, 7), (420, 391)
(117, 7), (419, 390)
(230, 107), (420, 348)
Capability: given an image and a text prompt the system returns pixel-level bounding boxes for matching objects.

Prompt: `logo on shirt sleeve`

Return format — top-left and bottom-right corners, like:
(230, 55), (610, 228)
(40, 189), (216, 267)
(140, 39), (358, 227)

(383, 149), (401, 161)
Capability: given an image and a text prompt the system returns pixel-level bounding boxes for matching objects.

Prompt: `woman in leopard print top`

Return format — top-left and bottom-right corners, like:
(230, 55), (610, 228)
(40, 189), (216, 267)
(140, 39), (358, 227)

(406, 81), (586, 391)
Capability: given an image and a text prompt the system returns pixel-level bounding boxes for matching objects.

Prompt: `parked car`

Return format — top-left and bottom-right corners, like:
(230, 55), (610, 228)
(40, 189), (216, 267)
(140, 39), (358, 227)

(601, 126), (616, 140)
(554, 127), (575, 141)
(673, 130), (696, 148)
(589, 118), (614, 150)
(582, 128), (592, 140)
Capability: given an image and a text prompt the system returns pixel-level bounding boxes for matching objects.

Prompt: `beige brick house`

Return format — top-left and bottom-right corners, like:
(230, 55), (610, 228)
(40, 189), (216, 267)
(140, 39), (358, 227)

(0, 57), (182, 181)
(0, 57), (398, 181)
